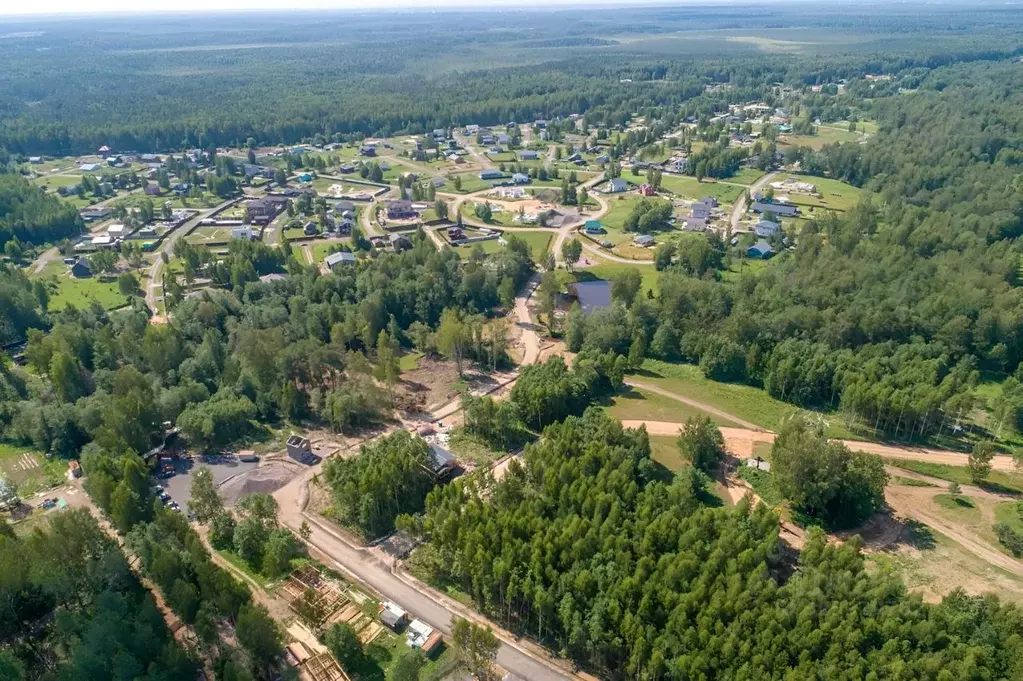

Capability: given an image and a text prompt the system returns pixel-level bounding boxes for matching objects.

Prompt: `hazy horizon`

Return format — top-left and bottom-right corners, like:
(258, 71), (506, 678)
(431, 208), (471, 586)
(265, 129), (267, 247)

(0, 0), (979, 19)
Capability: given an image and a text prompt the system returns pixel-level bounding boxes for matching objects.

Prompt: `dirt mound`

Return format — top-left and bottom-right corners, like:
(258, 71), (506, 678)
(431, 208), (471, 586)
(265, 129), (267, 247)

(219, 463), (299, 506)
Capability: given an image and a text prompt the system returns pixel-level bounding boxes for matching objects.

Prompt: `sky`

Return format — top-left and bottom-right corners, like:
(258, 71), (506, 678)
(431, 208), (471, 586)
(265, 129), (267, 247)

(0, 0), (760, 17)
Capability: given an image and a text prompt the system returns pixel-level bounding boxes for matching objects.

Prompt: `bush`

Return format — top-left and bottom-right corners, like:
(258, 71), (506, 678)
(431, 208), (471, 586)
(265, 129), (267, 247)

(993, 522), (1023, 557)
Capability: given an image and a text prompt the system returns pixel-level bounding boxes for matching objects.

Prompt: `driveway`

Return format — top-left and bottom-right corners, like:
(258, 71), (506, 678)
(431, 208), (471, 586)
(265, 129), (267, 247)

(158, 454), (259, 510)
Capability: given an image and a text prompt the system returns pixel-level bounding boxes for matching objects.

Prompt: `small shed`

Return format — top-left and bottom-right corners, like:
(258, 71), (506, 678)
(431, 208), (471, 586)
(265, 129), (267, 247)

(633, 234), (655, 247)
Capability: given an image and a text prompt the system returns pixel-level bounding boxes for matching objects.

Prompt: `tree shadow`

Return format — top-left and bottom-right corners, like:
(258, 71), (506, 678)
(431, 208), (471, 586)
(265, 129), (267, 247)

(833, 509), (937, 552)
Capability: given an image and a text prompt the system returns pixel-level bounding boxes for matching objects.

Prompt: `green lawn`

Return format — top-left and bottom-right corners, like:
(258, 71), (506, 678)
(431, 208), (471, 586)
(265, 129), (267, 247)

(737, 467), (785, 506)
(41, 272), (129, 311)
(575, 260), (660, 297)
(648, 435), (687, 472)
(439, 173), (493, 194)
(995, 501), (1023, 533)
(730, 168), (767, 185)
(631, 359), (856, 438)
(657, 176), (744, 204)
(310, 241), (351, 263)
(774, 174), (863, 213)
(454, 230), (552, 261)
(601, 194), (648, 230)
(603, 386), (737, 426)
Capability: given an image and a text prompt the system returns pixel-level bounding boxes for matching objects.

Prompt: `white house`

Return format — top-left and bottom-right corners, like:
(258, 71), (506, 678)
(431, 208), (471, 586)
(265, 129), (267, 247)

(107, 224), (126, 237)
(79, 163), (102, 172)
(608, 178), (628, 193)
(231, 226), (254, 240)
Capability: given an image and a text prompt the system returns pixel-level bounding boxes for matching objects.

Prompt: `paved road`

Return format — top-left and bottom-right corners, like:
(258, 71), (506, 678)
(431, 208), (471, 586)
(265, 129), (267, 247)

(144, 198), (239, 314)
(274, 462), (573, 681)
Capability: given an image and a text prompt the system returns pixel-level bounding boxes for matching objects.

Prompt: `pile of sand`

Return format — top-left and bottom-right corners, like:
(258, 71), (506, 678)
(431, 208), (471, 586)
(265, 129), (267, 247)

(218, 463), (298, 506)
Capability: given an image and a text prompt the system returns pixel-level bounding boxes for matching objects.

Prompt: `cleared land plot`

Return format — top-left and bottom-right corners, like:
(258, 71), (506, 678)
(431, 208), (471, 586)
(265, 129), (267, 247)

(632, 358), (855, 438)
(775, 175), (863, 213)
(868, 524), (1023, 604)
(888, 459), (1023, 496)
(604, 386), (740, 426)
(0, 443), (66, 495)
(310, 241), (352, 264)
(571, 257), (659, 297)
(658, 176), (744, 204)
(600, 194), (648, 230)
(186, 225), (242, 245)
(731, 168), (768, 185)
(37, 269), (129, 311)
(438, 173), (494, 194)
(454, 230), (552, 260)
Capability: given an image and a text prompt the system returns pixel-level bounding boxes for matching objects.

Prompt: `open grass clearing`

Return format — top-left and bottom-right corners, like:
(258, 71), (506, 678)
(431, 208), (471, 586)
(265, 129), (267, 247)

(888, 459), (1023, 496)
(774, 174), (863, 213)
(0, 443), (67, 496)
(867, 525), (1023, 604)
(632, 358), (856, 438)
(603, 385), (736, 425)
(40, 271), (129, 311)
(658, 175), (744, 204)
(730, 168), (767, 185)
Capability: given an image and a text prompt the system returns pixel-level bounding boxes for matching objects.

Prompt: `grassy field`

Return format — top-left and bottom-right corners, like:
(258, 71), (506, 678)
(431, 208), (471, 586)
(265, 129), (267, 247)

(603, 386), (739, 425)
(439, 173), (492, 194)
(455, 230), (553, 260)
(730, 168), (767, 185)
(310, 241), (351, 263)
(0, 443), (66, 496)
(995, 501), (1023, 533)
(601, 194), (650, 230)
(631, 359), (856, 438)
(186, 225), (236, 245)
(40, 270), (129, 311)
(658, 176), (745, 204)
(576, 258), (660, 297)
(774, 174), (863, 213)
(888, 459), (1023, 496)
(648, 435), (686, 472)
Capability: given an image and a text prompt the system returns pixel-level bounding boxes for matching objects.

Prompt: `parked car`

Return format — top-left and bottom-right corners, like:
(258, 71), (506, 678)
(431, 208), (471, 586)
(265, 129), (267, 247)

(39, 498), (57, 510)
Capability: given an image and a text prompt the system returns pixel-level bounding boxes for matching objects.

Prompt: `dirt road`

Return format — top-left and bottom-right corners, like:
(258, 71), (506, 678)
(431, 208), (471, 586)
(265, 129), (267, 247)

(730, 171), (777, 231)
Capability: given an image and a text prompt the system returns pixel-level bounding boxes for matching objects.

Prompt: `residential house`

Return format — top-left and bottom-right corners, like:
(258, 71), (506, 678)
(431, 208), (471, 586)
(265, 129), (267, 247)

(336, 200), (356, 214)
(608, 178), (628, 193)
(386, 200), (417, 220)
(497, 134), (510, 145)
(432, 128), (446, 138)
(565, 152), (582, 163)
(488, 146), (503, 154)
(339, 163), (356, 174)
(69, 258), (91, 278)
(754, 220), (781, 238)
(465, 124), (480, 135)
(407, 620), (442, 654)
(691, 203), (712, 220)
(378, 602), (408, 630)
(389, 233), (413, 251)
(79, 163), (101, 172)
(296, 172), (313, 183)
(534, 119), (547, 129)
(246, 196), (290, 224)
(633, 234), (655, 247)
(684, 216), (708, 231)
(80, 206), (112, 222)
(746, 240), (775, 259)
(29, 156), (43, 164)
(107, 224), (127, 238)
(359, 145), (376, 157)
(512, 173), (530, 185)
(431, 177), (445, 188)
(583, 220), (605, 235)
(303, 221), (318, 236)
(481, 135), (495, 146)
(425, 444), (456, 479)
(325, 251), (356, 271)
(638, 184), (657, 197)
(519, 150), (539, 161)
(506, 121), (517, 129)
(244, 164), (275, 179)
(144, 183), (162, 196)
(595, 154), (610, 165)
(751, 201), (799, 217)
(231, 226), (254, 240)
(479, 169), (503, 180)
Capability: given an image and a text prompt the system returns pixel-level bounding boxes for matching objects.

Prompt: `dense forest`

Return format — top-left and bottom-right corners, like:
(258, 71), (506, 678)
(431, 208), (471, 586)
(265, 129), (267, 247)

(405, 409), (1023, 680)
(0, 174), (83, 250)
(0, 509), (199, 681)
(0, 231), (534, 458)
(564, 59), (1023, 439)
(0, 6), (1020, 154)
